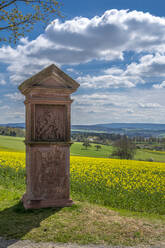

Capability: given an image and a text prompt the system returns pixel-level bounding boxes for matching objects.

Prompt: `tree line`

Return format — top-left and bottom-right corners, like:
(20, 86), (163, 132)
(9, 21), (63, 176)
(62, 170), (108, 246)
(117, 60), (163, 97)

(0, 126), (25, 137)
(71, 132), (165, 145)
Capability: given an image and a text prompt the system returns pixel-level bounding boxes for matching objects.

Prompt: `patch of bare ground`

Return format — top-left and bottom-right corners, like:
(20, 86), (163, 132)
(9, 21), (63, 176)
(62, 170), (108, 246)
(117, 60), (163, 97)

(20, 201), (165, 247)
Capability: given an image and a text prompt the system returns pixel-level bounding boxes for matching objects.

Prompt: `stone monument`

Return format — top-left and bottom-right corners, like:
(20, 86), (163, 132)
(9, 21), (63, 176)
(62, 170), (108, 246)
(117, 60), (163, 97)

(18, 64), (80, 209)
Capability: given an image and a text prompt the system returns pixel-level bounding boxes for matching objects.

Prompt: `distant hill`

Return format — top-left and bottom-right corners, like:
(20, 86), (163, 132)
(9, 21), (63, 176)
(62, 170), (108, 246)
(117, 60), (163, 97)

(95, 123), (165, 130)
(72, 123), (165, 137)
(1, 122), (165, 137)
(0, 123), (25, 128)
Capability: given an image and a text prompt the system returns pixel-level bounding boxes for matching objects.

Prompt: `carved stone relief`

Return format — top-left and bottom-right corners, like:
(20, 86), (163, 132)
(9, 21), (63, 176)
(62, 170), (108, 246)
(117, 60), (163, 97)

(30, 146), (69, 200)
(35, 104), (67, 141)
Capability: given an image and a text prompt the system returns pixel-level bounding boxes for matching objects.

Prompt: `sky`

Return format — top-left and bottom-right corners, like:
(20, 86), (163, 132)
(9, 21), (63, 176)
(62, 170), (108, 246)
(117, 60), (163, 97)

(0, 0), (165, 125)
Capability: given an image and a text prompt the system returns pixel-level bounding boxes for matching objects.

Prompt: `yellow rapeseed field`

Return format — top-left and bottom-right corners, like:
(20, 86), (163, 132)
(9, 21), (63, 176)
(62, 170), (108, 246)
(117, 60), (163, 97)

(0, 150), (165, 213)
(0, 151), (25, 171)
(70, 156), (165, 193)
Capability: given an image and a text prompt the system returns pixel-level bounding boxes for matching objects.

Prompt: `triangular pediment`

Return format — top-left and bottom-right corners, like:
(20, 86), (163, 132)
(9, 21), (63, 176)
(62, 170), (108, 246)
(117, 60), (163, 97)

(18, 64), (80, 94)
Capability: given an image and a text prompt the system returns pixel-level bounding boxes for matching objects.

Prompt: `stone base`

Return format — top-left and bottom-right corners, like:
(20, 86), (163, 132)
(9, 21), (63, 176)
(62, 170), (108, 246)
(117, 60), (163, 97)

(22, 194), (74, 209)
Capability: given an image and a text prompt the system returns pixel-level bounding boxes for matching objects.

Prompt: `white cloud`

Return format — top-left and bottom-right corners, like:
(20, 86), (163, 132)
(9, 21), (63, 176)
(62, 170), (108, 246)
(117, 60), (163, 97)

(66, 68), (80, 75)
(153, 80), (165, 89)
(1, 9), (165, 84)
(126, 53), (165, 78)
(77, 73), (135, 88)
(1, 9), (165, 124)
(0, 79), (6, 85)
(78, 52), (165, 89)
(77, 65), (146, 88)
(0, 73), (6, 85)
(0, 106), (25, 123)
(0, 105), (10, 110)
(138, 103), (162, 108)
(46, 9), (165, 55)
(73, 93), (125, 108)
(5, 92), (25, 101)
(72, 88), (165, 124)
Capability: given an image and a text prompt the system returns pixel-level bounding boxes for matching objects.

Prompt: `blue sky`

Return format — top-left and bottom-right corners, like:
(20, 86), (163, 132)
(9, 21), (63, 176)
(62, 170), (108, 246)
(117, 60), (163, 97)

(0, 0), (165, 124)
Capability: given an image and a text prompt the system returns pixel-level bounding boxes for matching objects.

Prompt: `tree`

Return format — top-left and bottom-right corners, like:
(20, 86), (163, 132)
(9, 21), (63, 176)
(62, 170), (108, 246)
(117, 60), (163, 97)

(82, 141), (91, 150)
(112, 135), (136, 160)
(161, 137), (165, 150)
(95, 144), (101, 151)
(0, 0), (61, 43)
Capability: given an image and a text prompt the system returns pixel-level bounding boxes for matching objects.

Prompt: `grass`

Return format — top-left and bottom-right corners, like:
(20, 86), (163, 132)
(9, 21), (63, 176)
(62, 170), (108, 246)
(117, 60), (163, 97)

(0, 183), (165, 246)
(71, 142), (113, 158)
(0, 135), (165, 162)
(0, 200), (165, 246)
(73, 142), (165, 162)
(0, 136), (113, 158)
(0, 135), (25, 152)
(0, 147), (165, 245)
(135, 149), (165, 162)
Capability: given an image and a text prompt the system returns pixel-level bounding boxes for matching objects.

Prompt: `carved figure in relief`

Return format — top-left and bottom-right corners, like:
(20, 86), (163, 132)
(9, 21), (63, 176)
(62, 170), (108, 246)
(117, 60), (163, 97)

(36, 111), (62, 140)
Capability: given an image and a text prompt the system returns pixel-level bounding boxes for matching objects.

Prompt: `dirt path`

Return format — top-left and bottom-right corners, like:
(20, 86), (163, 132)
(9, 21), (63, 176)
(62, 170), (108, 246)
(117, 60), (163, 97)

(0, 237), (165, 248)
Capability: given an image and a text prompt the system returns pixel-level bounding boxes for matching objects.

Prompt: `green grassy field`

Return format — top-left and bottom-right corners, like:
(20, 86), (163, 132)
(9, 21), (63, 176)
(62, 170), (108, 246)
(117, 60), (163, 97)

(0, 136), (113, 157)
(71, 142), (113, 157)
(0, 135), (165, 162)
(0, 135), (25, 152)
(0, 136), (165, 246)
(135, 149), (165, 162)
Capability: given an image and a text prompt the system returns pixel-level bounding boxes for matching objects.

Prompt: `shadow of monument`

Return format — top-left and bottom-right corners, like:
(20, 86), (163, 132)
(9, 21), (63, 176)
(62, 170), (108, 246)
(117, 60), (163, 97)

(0, 201), (62, 248)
